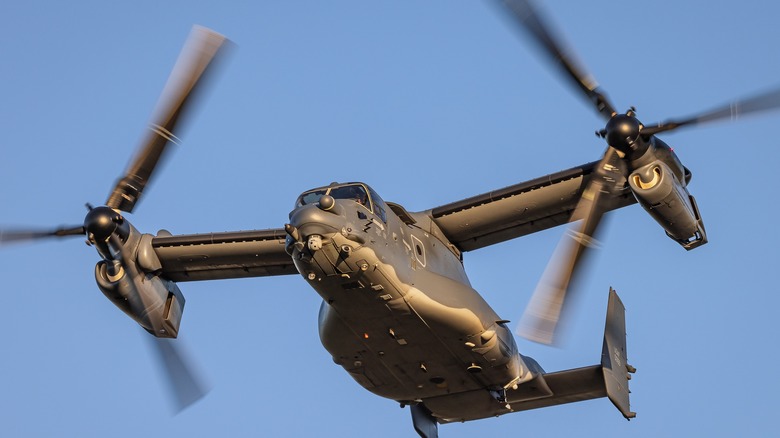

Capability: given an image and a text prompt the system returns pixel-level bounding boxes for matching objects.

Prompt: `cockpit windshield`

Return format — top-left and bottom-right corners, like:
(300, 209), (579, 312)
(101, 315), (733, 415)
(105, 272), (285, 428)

(329, 185), (369, 207)
(295, 183), (387, 222)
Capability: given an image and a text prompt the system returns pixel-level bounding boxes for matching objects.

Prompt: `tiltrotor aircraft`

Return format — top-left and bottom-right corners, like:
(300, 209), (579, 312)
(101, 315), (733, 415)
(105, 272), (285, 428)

(4, 1), (780, 436)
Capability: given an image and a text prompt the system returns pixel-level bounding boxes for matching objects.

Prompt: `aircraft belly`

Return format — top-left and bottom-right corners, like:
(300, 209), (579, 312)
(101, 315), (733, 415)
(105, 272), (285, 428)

(305, 244), (521, 402)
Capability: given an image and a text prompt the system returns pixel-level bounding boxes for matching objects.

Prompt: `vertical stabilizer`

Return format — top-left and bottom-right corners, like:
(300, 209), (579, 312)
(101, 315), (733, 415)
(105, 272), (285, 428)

(601, 288), (636, 419)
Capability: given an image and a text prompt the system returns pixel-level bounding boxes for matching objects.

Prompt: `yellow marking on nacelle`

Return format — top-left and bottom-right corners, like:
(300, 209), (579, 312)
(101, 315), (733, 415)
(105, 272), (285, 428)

(632, 166), (662, 190)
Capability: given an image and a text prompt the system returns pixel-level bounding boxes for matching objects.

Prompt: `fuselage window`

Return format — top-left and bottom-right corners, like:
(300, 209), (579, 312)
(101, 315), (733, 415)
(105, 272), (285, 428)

(411, 235), (426, 268)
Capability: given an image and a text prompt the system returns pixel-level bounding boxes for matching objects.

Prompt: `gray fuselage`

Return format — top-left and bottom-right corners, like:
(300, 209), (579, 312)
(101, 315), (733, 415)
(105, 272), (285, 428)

(287, 183), (534, 418)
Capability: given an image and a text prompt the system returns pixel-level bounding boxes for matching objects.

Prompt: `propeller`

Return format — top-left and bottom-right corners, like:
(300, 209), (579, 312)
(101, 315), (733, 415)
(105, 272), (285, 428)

(1, 26), (229, 248)
(1, 25), (228, 409)
(106, 25), (229, 213)
(0, 225), (85, 245)
(148, 336), (210, 412)
(496, 0), (616, 119)
(518, 148), (626, 344)
(496, 0), (627, 344)
(101, 25), (226, 411)
(642, 87), (780, 136)
(496, 0), (780, 344)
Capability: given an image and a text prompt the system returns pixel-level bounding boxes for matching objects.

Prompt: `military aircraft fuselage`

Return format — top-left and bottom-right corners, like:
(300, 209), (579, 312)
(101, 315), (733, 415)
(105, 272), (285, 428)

(285, 182), (532, 414)
(19, 0), (780, 431)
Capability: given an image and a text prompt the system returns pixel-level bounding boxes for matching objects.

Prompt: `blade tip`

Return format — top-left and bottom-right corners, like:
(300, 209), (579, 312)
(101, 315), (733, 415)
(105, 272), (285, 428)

(516, 320), (556, 345)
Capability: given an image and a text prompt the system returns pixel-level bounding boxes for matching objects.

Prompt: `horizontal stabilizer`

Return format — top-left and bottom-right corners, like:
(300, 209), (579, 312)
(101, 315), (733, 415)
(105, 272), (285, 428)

(507, 365), (606, 409)
(506, 288), (635, 418)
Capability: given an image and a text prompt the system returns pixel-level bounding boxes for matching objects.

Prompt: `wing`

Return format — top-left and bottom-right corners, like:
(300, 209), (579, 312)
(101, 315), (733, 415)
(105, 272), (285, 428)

(152, 228), (297, 282)
(429, 161), (636, 252)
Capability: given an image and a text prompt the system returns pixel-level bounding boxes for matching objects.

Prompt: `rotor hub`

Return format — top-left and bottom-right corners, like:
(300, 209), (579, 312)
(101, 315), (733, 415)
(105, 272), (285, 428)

(84, 206), (128, 243)
(604, 114), (641, 155)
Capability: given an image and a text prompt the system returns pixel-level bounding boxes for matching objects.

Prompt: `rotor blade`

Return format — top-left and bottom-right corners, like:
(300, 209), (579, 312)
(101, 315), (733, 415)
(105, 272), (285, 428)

(147, 336), (210, 413)
(643, 86), (780, 136)
(106, 26), (229, 213)
(495, 0), (617, 118)
(0, 225), (84, 245)
(108, 234), (209, 412)
(518, 147), (625, 344)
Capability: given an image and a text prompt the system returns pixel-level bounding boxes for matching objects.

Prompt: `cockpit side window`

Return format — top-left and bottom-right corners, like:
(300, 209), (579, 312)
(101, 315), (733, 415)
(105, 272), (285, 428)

(296, 189), (327, 207)
(367, 186), (387, 223)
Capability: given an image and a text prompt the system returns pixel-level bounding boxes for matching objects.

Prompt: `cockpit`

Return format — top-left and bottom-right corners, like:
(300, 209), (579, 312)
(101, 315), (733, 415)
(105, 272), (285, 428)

(296, 182), (387, 222)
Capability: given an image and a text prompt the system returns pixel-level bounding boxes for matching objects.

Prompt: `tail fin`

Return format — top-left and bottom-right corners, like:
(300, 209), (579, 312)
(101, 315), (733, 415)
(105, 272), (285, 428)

(601, 288), (636, 420)
(505, 288), (636, 419)
(601, 287), (636, 419)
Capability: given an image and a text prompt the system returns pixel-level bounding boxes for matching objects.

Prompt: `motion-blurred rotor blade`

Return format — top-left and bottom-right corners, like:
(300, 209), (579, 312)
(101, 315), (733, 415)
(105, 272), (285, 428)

(106, 26), (229, 213)
(643, 86), (780, 136)
(518, 147), (625, 345)
(495, 0), (617, 118)
(148, 336), (210, 413)
(107, 234), (208, 412)
(0, 225), (85, 245)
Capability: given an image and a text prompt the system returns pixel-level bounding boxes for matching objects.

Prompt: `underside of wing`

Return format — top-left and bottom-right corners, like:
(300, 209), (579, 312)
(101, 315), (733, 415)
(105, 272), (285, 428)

(152, 228), (297, 282)
(429, 161), (636, 252)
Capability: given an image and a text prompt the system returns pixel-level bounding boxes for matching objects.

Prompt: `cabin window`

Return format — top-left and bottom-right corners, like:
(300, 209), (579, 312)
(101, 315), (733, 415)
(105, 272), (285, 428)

(411, 235), (426, 267)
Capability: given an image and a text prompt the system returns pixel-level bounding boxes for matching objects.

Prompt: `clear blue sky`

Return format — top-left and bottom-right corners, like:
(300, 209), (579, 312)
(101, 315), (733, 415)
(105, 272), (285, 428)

(2, 1), (779, 437)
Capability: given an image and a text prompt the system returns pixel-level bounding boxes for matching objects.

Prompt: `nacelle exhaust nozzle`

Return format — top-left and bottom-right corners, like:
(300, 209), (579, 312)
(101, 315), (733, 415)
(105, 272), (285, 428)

(628, 160), (707, 250)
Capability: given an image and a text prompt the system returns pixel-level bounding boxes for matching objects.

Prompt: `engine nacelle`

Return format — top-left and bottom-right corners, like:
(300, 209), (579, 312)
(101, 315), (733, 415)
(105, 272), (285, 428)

(628, 160), (707, 250)
(94, 229), (186, 338)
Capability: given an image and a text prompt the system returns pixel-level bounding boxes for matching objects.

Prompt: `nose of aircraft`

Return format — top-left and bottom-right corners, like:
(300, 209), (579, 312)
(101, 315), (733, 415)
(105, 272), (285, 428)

(286, 198), (348, 255)
(289, 199), (345, 234)
(317, 195), (344, 215)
